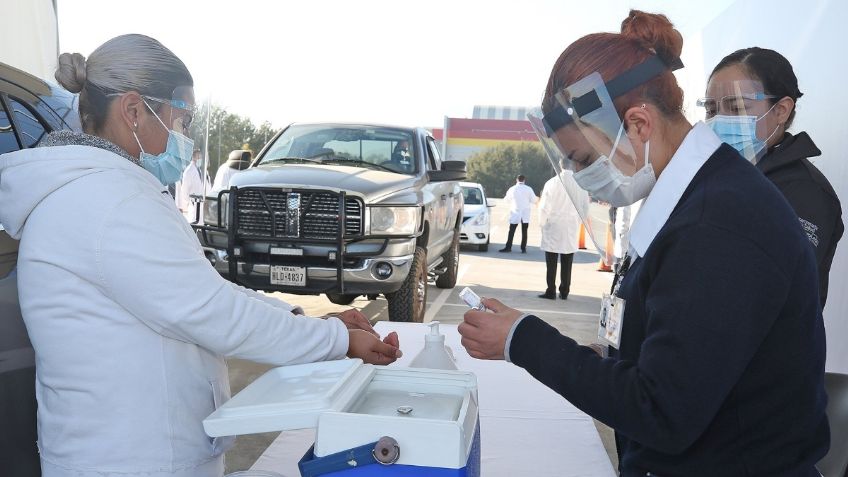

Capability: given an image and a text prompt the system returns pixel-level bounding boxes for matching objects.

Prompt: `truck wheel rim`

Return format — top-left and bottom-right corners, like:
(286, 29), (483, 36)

(414, 265), (426, 320)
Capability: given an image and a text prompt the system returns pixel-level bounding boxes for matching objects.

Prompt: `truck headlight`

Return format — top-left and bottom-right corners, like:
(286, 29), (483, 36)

(469, 212), (488, 226)
(203, 194), (229, 228)
(369, 206), (420, 235)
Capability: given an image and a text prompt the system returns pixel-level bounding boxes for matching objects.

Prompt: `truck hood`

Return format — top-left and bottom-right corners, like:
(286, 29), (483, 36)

(230, 164), (422, 203)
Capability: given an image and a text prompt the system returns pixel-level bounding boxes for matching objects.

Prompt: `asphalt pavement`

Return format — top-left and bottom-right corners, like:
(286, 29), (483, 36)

(223, 198), (619, 473)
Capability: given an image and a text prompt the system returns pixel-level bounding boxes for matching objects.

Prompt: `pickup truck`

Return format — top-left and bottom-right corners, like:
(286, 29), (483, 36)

(194, 123), (465, 322)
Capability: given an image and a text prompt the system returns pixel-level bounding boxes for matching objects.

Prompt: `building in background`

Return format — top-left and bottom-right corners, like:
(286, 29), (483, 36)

(432, 105), (537, 163)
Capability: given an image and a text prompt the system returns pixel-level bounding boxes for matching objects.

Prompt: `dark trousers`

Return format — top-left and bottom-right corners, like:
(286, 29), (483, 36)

(505, 222), (529, 251)
(545, 252), (574, 297)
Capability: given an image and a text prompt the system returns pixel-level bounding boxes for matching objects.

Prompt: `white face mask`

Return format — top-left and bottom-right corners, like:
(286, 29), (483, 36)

(573, 140), (655, 207)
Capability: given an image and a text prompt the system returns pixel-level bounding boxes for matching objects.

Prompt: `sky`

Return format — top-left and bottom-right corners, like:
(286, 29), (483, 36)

(57, 0), (736, 129)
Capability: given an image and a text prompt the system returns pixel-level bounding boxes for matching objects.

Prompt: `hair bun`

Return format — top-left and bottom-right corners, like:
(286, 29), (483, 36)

(55, 52), (87, 94)
(620, 10), (683, 65)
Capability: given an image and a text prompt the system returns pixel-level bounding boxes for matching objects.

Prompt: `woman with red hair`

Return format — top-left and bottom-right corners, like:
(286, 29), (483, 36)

(459, 10), (829, 475)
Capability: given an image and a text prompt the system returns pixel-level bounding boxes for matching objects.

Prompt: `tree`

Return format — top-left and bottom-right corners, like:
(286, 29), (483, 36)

(466, 142), (554, 198)
(190, 104), (279, 175)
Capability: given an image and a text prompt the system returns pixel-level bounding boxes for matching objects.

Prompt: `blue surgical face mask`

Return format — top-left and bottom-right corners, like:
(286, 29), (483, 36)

(705, 103), (779, 163)
(133, 99), (194, 185)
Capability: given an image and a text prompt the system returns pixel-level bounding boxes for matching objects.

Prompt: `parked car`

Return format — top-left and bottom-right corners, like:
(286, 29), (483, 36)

(194, 123), (466, 322)
(459, 182), (493, 251)
(0, 61), (81, 477)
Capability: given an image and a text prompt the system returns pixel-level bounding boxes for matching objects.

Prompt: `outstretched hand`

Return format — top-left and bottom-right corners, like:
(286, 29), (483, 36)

(347, 330), (402, 365)
(458, 297), (523, 360)
(329, 309), (379, 337)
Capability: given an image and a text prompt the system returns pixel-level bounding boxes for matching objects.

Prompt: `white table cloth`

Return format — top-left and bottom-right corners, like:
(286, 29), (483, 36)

(250, 322), (616, 476)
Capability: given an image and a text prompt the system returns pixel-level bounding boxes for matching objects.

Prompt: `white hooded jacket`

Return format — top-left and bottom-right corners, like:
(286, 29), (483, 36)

(538, 172), (583, 254)
(0, 140), (349, 477)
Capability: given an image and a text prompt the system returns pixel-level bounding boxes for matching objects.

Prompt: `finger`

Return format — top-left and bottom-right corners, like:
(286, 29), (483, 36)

(371, 338), (403, 359)
(457, 321), (477, 338)
(383, 331), (399, 349)
(462, 309), (488, 327)
(481, 297), (507, 312)
(368, 352), (397, 366)
(460, 336), (482, 352)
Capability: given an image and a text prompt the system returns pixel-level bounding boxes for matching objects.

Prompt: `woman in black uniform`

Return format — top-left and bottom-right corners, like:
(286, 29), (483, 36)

(703, 47), (843, 307)
(458, 10), (829, 476)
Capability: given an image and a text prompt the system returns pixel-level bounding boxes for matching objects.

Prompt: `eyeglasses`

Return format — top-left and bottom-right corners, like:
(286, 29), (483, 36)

(696, 92), (777, 119)
(142, 95), (195, 132)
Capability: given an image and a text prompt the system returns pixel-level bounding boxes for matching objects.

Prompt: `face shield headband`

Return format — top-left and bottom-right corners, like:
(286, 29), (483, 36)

(541, 55), (684, 137)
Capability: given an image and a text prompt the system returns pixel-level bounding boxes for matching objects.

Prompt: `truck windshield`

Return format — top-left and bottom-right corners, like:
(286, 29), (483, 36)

(260, 125), (417, 175)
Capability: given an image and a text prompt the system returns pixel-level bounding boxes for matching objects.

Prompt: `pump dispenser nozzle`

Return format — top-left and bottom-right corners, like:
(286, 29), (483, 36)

(409, 321), (458, 370)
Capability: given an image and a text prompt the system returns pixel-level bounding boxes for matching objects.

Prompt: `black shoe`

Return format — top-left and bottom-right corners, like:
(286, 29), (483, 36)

(538, 292), (556, 300)
(521, 249), (527, 253)
(559, 293), (569, 300)
(499, 248), (511, 253)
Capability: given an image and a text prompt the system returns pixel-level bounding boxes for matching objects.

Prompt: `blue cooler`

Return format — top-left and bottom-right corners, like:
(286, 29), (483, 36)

(204, 359), (479, 476)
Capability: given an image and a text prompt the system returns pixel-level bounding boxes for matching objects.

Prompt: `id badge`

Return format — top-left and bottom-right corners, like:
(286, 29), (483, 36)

(598, 293), (625, 349)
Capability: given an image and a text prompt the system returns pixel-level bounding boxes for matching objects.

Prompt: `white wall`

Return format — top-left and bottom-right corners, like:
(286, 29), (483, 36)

(688, 0), (848, 373)
(0, 0), (58, 80)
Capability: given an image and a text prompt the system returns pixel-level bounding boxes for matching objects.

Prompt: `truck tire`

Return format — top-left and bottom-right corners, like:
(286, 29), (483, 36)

(386, 247), (427, 322)
(435, 231), (460, 289)
(326, 293), (358, 305)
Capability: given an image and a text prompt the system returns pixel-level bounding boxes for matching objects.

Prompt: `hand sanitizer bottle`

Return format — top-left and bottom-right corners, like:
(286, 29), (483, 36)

(409, 321), (458, 370)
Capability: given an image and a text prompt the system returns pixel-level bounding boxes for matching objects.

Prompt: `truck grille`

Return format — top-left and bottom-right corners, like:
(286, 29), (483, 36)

(235, 189), (364, 240)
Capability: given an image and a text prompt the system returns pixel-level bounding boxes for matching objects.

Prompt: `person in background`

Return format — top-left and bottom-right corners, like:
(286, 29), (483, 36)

(538, 167), (582, 299)
(460, 10), (828, 475)
(703, 47), (843, 307)
(0, 34), (400, 477)
(212, 149), (251, 192)
(177, 149), (211, 221)
(499, 174), (536, 253)
(389, 139), (413, 172)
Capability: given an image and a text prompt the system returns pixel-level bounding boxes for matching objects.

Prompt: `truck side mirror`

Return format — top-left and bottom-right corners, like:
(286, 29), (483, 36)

(486, 199), (495, 208)
(429, 161), (466, 182)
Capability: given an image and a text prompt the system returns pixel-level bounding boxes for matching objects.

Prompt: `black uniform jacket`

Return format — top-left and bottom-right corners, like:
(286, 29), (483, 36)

(757, 132), (844, 306)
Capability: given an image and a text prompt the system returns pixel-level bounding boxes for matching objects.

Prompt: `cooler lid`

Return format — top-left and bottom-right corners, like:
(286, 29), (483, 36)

(203, 358), (374, 437)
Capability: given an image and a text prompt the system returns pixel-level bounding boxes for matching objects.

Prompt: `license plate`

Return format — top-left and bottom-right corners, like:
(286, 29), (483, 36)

(270, 266), (306, 286)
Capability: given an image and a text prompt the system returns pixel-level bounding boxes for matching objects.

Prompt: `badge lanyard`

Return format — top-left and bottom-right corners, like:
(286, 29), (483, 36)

(599, 254), (631, 349)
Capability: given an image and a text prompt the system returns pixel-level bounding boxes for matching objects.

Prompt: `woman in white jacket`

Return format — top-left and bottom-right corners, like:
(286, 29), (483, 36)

(0, 34), (400, 477)
(537, 169), (584, 299)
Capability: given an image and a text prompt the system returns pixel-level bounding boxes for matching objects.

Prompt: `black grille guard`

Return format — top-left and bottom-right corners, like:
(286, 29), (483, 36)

(192, 186), (350, 294)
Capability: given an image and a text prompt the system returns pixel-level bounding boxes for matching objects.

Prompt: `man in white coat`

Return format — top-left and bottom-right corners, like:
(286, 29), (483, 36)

(177, 149), (211, 222)
(499, 174), (536, 253)
(212, 149), (251, 192)
(538, 170), (583, 299)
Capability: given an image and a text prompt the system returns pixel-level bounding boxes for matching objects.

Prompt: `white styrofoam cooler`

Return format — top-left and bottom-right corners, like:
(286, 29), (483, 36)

(204, 359), (479, 474)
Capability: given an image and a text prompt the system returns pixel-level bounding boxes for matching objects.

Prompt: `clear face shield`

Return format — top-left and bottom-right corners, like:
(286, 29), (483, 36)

(185, 96), (212, 224)
(528, 55), (681, 263)
(698, 79), (779, 164)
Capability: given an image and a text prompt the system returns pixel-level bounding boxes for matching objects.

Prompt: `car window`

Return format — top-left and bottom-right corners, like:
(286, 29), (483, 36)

(9, 98), (47, 148)
(462, 187), (484, 205)
(0, 99), (19, 155)
(426, 137), (442, 172)
(262, 125), (417, 174)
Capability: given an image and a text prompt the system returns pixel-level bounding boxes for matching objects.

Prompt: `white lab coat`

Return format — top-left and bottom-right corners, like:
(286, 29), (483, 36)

(176, 160), (211, 220)
(539, 172), (582, 254)
(0, 145), (348, 477)
(504, 182), (536, 224)
(212, 163), (241, 192)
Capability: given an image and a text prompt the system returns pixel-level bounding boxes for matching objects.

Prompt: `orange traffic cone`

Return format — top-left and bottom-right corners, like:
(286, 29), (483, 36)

(597, 222), (614, 272)
(578, 223), (587, 250)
